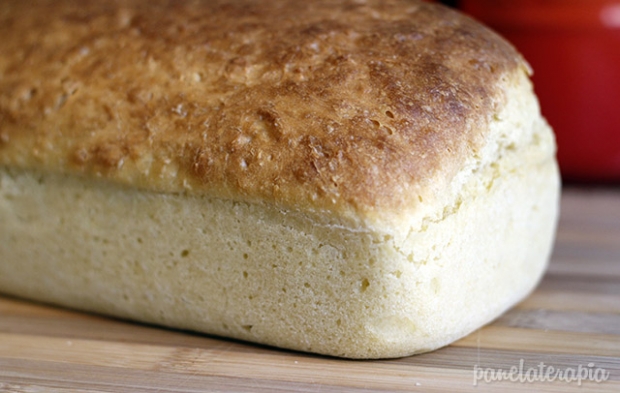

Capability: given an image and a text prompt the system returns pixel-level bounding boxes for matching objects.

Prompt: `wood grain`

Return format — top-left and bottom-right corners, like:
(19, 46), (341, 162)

(1, 187), (619, 393)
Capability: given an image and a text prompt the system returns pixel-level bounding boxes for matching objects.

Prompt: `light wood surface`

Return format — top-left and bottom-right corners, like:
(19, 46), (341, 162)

(1, 187), (619, 392)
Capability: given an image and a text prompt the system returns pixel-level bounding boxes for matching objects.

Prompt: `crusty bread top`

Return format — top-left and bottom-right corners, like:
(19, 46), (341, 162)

(0, 0), (527, 222)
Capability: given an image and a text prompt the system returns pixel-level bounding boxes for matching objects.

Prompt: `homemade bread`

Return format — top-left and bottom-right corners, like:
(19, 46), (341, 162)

(0, 0), (560, 358)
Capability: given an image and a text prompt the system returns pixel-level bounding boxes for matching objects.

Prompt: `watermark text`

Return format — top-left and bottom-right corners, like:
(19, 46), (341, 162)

(473, 359), (611, 386)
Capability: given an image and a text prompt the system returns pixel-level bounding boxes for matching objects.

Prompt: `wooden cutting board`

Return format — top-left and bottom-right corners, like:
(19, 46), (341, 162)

(1, 187), (619, 392)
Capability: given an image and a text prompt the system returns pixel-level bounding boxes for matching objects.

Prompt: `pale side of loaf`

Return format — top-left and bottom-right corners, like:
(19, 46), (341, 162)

(0, 0), (560, 358)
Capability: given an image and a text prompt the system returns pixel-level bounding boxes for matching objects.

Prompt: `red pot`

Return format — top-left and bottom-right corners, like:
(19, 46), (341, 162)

(460, 0), (620, 181)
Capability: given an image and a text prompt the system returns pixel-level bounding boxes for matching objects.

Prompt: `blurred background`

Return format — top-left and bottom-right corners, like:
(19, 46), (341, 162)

(439, 0), (620, 183)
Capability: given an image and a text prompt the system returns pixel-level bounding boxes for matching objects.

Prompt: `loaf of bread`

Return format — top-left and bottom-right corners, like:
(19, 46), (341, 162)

(0, 0), (560, 358)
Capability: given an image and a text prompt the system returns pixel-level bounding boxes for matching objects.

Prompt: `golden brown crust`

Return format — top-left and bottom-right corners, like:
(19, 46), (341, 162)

(0, 0), (526, 218)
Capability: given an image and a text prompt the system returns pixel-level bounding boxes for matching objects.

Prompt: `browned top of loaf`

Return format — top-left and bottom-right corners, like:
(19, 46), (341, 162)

(0, 0), (526, 220)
